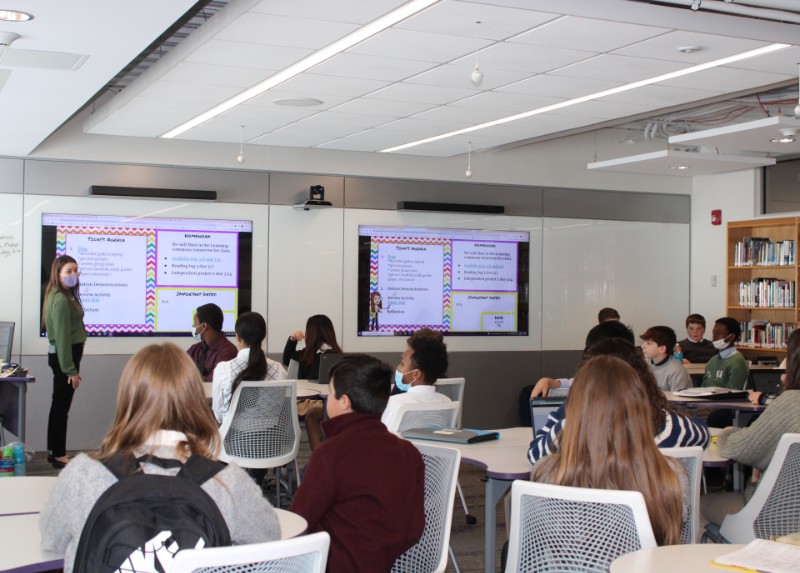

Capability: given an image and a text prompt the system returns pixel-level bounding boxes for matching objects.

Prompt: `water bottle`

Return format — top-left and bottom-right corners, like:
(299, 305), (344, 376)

(0, 446), (14, 477)
(673, 343), (683, 362)
(12, 444), (25, 476)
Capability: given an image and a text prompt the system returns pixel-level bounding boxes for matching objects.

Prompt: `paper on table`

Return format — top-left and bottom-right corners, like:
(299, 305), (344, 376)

(713, 539), (800, 573)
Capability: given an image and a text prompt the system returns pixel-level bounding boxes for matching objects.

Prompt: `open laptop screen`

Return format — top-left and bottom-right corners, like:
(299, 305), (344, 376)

(529, 396), (567, 436)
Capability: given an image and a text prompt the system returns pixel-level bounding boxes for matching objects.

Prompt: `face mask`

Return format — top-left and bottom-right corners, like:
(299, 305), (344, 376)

(712, 336), (730, 350)
(394, 369), (417, 393)
(61, 273), (78, 288)
(191, 324), (202, 341)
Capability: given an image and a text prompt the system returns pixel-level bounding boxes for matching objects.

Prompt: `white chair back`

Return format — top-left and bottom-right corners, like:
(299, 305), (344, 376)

(660, 446), (703, 543)
(391, 443), (461, 573)
(286, 359), (300, 379)
(720, 433), (800, 543)
(433, 378), (465, 427)
(506, 480), (656, 573)
(385, 402), (460, 434)
(170, 531), (330, 573)
(218, 380), (300, 469)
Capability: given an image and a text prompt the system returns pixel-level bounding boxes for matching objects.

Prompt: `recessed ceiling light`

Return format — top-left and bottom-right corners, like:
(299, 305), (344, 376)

(770, 128), (798, 143)
(0, 10), (33, 22)
(670, 164), (690, 170)
(273, 98), (323, 108)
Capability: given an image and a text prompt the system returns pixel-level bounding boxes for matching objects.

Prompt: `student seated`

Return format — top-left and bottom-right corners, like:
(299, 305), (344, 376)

(597, 306), (620, 323)
(188, 302), (238, 381)
(532, 355), (689, 546)
(701, 328), (800, 524)
(702, 316), (749, 390)
(381, 328), (450, 426)
(678, 313), (717, 364)
(530, 320), (634, 398)
(282, 314), (342, 451)
(40, 343), (279, 573)
(640, 325), (692, 392)
(529, 338), (709, 463)
(290, 354), (425, 573)
(212, 311), (287, 424)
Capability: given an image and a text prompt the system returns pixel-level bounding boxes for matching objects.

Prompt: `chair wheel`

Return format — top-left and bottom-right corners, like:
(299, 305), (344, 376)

(466, 514), (477, 525)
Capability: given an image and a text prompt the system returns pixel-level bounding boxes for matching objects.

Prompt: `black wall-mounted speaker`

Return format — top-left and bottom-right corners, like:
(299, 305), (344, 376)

(397, 201), (504, 214)
(89, 186), (217, 201)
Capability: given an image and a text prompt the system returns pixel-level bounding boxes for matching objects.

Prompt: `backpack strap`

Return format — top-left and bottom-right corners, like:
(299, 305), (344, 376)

(178, 455), (228, 486)
(103, 452), (145, 480)
(103, 451), (226, 485)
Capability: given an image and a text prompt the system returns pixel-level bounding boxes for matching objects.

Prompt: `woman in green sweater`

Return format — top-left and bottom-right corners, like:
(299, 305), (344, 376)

(42, 255), (87, 468)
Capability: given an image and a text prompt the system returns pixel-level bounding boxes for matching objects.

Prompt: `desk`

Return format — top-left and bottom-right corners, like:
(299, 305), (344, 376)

(610, 543), (746, 573)
(202, 381), (323, 400)
(0, 477), (58, 516)
(684, 363), (775, 375)
(413, 426), (532, 573)
(0, 377), (35, 442)
(0, 508), (308, 573)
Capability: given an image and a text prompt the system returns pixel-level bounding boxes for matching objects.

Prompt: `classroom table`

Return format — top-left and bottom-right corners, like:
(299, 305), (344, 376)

(0, 508), (308, 573)
(0, 477), (58, 516)
(610, 543), (746, 573)
(683, 363), (775, 376)
(0, 377), (35, 442)
(413, 426), (533, 573)
(202, 380), (323, 400)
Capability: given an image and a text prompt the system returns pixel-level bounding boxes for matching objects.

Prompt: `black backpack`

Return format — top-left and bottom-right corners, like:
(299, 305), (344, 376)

(73, 453), (232, 573)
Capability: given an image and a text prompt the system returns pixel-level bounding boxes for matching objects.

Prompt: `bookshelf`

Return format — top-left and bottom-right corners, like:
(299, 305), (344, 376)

(728, 217), (798, 359)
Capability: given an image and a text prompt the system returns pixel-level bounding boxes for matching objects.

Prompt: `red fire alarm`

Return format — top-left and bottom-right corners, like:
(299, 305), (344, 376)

(711, 209), (722, 226)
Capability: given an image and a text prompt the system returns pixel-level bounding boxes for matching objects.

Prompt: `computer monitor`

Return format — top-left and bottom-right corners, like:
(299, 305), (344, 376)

(316, 352), (345, 385)
(529, 396), (567, 436)
(0, 321), (14, 364)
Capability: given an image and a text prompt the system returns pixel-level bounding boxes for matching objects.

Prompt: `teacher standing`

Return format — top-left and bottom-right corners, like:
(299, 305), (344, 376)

(42, 255), (86, 469)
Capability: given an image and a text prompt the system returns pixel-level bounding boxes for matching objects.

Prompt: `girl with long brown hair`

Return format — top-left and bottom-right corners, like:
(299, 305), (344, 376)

(40, 343), (279, 573)
(533, 355), (688, 546)
(42, 254), (86, 468)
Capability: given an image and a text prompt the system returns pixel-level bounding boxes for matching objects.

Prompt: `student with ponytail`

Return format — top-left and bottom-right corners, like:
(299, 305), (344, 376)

(212, 312), (287, 424)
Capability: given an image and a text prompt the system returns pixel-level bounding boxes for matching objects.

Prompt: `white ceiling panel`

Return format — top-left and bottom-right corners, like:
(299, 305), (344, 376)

(217, 14), (359, 50)
(479, 113), (604, 140)
(138, 80), (244, 103)
(317, 129), (424, 152)
(310, 53), (437, 82)
(329, 97), (437, 117)
(511, 15), (668, 53)
(613, 31), (767, 63)
(244, 90), (351, 110)
(723, 45), (800, 74)
(597, 84), (720, 107)
(587, 149), (776, 176)
(366, 82), (478, 105)
(563, 99), (656, 120)
(407, 64), (530, 91)
(450, 91), (564, 112)
(457, 42), (595, 74)
(250, 0), (406, 24)
(297, 111), (397, 131)
(410, 104), (512, 125)
(658, 66), (792, 92)
(554, 54), (686, 83)
(87, 97), (214, 137)
(669, 116), (800, 155)
(250, 131), (342, 148)
(164, 62), (274, 88)
(497, 74), (621, 98)
(349, 28), (490, 63)
(374, 117), (474, 138)
(185, 39), (312, 70)
(398, 1), (559, 40)
(270, 74), (390, 98)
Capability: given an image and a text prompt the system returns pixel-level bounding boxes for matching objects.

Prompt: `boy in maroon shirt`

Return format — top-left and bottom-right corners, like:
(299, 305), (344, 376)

(290, 354), (425, 572)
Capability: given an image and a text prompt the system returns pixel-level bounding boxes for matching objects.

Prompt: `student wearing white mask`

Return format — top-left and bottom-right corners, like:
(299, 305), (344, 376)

(701, 317), (749, 390)
(381, 328), (450, 427)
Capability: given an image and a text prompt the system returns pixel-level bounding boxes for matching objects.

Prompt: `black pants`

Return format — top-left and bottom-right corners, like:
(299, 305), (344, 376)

(47, 343), (83, 457)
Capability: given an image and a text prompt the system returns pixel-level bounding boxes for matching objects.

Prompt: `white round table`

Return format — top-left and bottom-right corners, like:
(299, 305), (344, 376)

(610, 543), (747, 573)
(0, 476), (58, 516)
(275, 508), (307, 539)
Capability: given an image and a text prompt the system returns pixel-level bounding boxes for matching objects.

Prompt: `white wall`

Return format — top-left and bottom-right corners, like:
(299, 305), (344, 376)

(690, 170), (759, 320)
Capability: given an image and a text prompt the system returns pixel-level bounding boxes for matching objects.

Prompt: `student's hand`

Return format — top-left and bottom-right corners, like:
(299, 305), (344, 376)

(682, 358), (691, 365)
(530, 377), (559, 398)
(748, 391), (762, 405)
(68, 374), (81, 390)
(290, 331), (305, 342)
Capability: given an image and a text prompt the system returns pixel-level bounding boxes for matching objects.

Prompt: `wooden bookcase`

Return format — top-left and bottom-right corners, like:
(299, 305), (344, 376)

(727, 217), (798, 360)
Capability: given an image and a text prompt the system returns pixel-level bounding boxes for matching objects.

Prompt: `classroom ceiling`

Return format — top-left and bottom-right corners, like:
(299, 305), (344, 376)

(1, 0), (799, 169)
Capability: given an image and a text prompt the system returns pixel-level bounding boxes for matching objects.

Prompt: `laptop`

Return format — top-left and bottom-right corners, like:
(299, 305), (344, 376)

(749, 369), (784, 395)
(316, 352), (345, 384)
(529, 394), (568, 437)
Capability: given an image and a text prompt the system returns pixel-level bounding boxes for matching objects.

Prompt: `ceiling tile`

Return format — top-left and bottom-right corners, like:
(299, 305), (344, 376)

(349, 29), (490, 63)
(217, 13), (359, 50)
(366, 82), (478, 105)
(328, 97), (436, 117)
(454, 41), (596, 74)
(250, 0), (407, 24)
(411, 104), (512, 124)
(554, 54), (685, 83)
(162, 62), (273, 88)
(658, 66), (792, 92)
(512, 15), (669, 53)
(723, 45), (800, 75)
(310, 53), (437, 82)
(613, 30), (767, 63)
(317, 129), (420, 152)
(451, 91), (565, 112)
(138, 80), (244, 103)
(270, 73), (390, 98)
(398, 1), (560, 40)
(185, 39), (312, 70)
(297, 111), (397, 130)
(498, 73), (621, 98)
(407, 63), (531, 90)
(597, 84), (719, 107)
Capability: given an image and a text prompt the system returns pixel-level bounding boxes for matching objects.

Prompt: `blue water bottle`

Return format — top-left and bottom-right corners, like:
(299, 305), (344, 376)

(673, 343), (683, 362)
(13, 444), (25, 476)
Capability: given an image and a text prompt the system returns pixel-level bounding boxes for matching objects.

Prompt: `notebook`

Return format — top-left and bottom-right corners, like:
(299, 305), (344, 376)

(674, 387), (749, 400)
(401, 426), (500, 444)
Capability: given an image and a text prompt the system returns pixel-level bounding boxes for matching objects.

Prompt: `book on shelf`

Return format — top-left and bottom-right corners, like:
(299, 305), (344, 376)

(739, 321), (794, 349)
(734, 237), (795, 267)
(737, 279), (795, 308)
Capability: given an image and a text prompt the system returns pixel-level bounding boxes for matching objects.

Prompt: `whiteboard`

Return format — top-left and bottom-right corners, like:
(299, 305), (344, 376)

(541, 218), (690, 350)
(0, 194), (23, 360)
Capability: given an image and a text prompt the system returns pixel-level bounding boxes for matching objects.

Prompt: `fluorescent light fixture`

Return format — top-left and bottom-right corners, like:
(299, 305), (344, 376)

(381, 42), (790, 153)
(161, 0), (441, 139)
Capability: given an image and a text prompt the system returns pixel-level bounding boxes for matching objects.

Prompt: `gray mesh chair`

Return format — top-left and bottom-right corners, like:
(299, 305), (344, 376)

(661, 446), (703, 543)
(218, 381), (300, 507)
(704, 433), (800, 544)
(170, 531), (330, 573)
(385, 401), (460, 434)
(506, 481), (656, 573)
(391, 443), (461, 573)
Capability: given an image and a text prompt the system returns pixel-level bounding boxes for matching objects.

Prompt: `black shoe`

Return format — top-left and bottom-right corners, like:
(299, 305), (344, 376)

(47, 453), (54, 463)
(50, 455), (71, 469)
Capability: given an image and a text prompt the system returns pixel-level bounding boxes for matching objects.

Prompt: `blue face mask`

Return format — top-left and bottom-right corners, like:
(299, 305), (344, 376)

(394, 368), (417, 392)
(61, 273), (79, 288)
